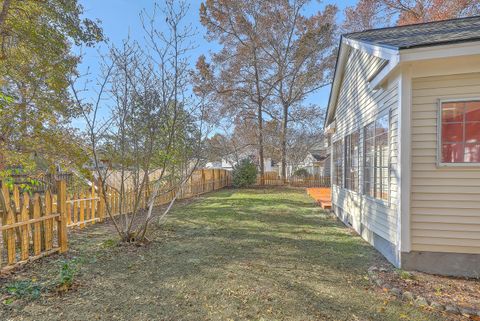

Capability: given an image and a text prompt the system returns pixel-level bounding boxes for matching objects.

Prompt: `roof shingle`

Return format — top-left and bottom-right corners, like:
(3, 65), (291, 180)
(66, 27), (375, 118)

(345, 16), (480, 50)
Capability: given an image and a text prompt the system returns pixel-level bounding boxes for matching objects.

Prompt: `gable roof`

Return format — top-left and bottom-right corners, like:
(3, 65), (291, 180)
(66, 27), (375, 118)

(345, 16), (480, 50)
(310, 153), (327, 162)
(325, 16), (480, 128)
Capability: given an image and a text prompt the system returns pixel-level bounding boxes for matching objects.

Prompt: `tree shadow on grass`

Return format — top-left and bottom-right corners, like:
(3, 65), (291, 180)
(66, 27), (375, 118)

(0, 188), (445, 321)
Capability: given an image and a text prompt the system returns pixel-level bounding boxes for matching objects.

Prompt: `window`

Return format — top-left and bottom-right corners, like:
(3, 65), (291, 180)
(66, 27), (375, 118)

(364, 113), (389, 201)
(345, 131), (359, 192)
(440, 100), (480, 164)
(333, 139), (343, 186)
(364, 122), (375, 197)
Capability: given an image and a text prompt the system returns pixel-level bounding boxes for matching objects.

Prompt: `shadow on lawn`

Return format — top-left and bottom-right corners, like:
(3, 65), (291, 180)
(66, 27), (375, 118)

(130, 222), (430, 320)
(1, 188), (443, 321)
(120, 190), (437, 320)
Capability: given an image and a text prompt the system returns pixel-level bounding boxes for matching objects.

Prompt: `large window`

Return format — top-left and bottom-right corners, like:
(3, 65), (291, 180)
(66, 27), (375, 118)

(345, 131), (359, 192)
(364, 113), (389, 201)
(440, 100), (480, 164)
(333, 139), (343, 186)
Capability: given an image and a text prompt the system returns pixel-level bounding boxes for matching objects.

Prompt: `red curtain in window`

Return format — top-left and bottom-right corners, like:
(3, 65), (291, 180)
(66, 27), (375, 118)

(441, 101), (480, 163)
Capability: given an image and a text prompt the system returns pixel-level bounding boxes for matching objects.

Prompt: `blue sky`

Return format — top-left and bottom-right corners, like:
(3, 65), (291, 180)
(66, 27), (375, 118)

(74, 0), (356, 129)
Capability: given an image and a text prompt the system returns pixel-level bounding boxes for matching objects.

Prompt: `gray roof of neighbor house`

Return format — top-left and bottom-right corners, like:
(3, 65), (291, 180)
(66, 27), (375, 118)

(310, 153), (328, 162)
(345, 15), (480, 50)
(309, 149), (328, 161)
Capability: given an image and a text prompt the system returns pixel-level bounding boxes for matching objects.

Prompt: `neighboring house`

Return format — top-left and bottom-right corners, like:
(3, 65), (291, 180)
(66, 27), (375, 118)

(266, 158), (279, 173)
(300, 149), (330, 177)
(205, 154), (237, 170)
(205, 161), (224, 169)
(325, 16), (480, 277)
(206, 155), (276, 172)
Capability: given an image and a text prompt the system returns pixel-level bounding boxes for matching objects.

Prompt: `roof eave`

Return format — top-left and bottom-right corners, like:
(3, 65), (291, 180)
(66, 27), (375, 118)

(324, 38), (350, 128)
(324, 37), (399, 128)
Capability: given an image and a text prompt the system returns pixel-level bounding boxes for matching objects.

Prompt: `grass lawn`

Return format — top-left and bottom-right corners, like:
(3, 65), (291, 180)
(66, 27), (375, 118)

(1, 188), (447, 320)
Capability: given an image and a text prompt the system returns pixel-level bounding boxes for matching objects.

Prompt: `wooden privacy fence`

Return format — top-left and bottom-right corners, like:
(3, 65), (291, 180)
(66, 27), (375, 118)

(256, 172), (331, 187)
(0, 169), (231, 272)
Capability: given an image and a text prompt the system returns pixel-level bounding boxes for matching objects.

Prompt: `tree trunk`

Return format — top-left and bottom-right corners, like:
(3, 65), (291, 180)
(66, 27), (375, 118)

(0, 0), (11, 59)
(280, 102), (288, 181)
(0, 0), (11, 32)
(258, 102), (265, 185)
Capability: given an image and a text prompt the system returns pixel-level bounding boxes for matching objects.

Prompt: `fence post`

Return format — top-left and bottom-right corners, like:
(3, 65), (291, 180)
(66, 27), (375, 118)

(212, 169), (216, 190)
(57, 180), (68, 253)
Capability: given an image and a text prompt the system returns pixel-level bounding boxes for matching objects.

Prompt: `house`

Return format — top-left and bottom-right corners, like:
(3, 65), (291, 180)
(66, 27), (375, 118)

(325, 16), (480, 277)
(205, 160), (224, 169)
(281, 139), (331, 178)
(205, 154), (276, 172)
(300, 147), (330, 177)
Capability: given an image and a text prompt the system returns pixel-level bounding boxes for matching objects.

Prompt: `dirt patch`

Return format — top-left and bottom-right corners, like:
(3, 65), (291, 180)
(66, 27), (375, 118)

(372, 264), (480, 319)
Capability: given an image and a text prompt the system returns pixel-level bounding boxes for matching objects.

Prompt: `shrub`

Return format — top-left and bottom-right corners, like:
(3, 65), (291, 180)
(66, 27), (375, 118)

(293, 168), (309, 178)
(232, 159), (257, 187)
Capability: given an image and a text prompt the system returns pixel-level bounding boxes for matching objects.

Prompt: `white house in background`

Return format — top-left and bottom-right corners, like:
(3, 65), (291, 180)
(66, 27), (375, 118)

(325, 16), (480, 277)
(204, 161), (223, 169)
(299, 149), (330, 177)
(205, 155), (276, 172)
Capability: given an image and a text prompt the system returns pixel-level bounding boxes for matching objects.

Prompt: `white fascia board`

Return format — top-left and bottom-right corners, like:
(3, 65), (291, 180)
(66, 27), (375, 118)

(399, 41), (480, 62)
(325, 43), (350, 126)
(340, 37), (401, 94)
(367, 41), (480, 90)
(342, 37), (398, 60)
(369, 54), (400, 89)
(324, 121), (336, 134)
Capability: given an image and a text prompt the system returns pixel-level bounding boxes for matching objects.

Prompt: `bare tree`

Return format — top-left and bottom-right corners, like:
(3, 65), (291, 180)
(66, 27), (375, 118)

(205, 122), (257, 167)
(259, 0), (336, 180)
(198, 1), (282, 183)
(198, 0), (336, 181)
(342, 0), (480, 33)
(71, 0), (209, 243)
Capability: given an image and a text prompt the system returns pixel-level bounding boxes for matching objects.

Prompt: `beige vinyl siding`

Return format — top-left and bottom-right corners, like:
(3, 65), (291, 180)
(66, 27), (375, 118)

(332, 48), (399, 245)
(411, 72), (480, 254)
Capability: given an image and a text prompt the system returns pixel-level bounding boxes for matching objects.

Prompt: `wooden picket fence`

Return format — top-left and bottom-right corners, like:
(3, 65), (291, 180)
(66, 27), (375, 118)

(66, 169), (231, 229)
(0, 181), (68, 272)
(66, 183), (105, 228)
(0, 169), (231, 272)
(256, 172), (331, 187)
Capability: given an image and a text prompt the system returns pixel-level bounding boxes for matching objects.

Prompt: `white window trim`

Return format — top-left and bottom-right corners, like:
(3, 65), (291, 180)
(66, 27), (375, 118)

(332, 138), (344, 188)
(387, 110), (392, 206)
(436, 97), (480, 168)
(363, 110), (391, 205)
(344, 130), (360, 193)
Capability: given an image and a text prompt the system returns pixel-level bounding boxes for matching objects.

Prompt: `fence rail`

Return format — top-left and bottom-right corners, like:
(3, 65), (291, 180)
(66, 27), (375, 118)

(0, 169), (231, 272)
(256, 173), (331, 187)
(0, 181), (68, 272)
(66, 169), (232, 229)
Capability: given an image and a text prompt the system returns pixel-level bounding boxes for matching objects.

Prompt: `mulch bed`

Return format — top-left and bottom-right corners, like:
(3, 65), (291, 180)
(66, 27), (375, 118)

(370, 264), (480, 319)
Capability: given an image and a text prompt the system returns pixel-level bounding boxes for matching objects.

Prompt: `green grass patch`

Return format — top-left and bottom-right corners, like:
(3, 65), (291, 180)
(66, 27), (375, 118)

(1, 188), (444, 321)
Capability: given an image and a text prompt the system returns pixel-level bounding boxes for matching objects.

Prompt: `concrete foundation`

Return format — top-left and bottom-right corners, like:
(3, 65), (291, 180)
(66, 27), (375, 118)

(401, 251), (480, 278)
